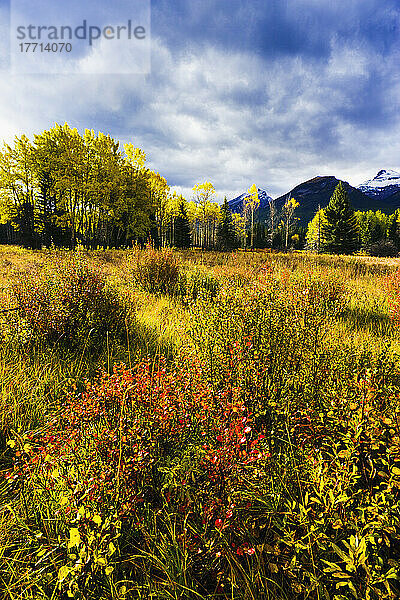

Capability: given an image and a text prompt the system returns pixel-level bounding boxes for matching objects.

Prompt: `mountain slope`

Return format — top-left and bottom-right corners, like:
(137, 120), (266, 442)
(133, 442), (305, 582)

(358, 169), (400, 200)
(274, 176), (398, 225)
(228, 188), (273, 213)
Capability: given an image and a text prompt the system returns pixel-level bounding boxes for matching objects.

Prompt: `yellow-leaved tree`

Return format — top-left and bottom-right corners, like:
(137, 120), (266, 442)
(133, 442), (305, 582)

(192, 182), (216, 248)
(306, 208), (328, 252)
(243, 184), (260, 249)
(282, 195), (300, 249)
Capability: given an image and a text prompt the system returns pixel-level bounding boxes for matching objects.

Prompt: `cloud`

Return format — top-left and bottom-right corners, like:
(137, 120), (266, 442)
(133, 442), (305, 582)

(0, 0), (399, 200)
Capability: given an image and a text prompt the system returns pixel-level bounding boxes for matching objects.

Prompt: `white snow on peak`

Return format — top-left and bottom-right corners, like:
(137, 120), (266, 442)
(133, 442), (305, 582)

(357, 169), (400, 199)
(359, 169), (400, 189)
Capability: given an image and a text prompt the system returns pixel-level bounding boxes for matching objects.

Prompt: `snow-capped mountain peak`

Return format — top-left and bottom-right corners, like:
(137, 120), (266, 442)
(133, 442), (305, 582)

(228, 188), (273, 213)
(358, 169), (400, 200)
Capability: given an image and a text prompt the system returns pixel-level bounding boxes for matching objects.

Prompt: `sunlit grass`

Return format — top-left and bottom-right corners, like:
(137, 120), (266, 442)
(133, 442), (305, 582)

(0, 246), (399, 599)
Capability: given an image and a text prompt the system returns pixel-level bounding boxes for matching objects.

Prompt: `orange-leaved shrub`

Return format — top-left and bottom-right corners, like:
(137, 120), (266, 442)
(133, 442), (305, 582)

(6, 355), (271, 597)
(10, 255), (130, 348)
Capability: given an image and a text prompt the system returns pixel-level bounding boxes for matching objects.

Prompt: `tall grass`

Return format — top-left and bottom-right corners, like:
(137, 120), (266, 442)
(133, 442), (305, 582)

(0, 247), (399, 599)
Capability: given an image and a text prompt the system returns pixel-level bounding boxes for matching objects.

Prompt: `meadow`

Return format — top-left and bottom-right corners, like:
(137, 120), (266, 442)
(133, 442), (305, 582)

(0, 246), (399, 600)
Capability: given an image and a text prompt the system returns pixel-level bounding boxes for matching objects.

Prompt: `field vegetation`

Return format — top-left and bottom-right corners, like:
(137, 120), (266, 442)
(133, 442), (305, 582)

(0, 246), (399, 600)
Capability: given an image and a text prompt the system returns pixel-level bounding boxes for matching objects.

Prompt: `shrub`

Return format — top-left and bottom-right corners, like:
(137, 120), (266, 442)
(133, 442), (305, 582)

(6, 356), (271, 598)
(9, 255), (129, 348)
(6, 350), (400, 600)
(132, 246), (180, 295)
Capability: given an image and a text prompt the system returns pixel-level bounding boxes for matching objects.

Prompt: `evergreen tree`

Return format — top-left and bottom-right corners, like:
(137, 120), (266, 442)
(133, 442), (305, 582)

(322, 182), (359, 254)
(249, 222), (267, 248)
(216, 197), (238, 250)
(388, 209), (400, 249)
(174, 199), (191, 248)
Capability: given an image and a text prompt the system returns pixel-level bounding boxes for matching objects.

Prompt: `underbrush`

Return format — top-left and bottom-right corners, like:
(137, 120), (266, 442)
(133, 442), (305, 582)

(131, 247), (220, 301)
(5, 255), (131, 350)
(0, 249), (400, 599)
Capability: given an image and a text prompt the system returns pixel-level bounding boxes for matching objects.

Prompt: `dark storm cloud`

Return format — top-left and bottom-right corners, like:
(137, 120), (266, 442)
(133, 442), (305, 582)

(0, 0), (400, 197)
(152, 0), (400, 59)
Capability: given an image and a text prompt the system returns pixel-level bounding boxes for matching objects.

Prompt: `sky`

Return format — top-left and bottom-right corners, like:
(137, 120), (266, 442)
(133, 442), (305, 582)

(0, 0), (400, 202)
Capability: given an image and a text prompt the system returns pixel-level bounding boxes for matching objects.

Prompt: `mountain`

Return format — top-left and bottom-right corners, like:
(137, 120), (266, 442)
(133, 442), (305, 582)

(357, 169), (400, 200)
(228, 175), (400, 228)
(228, 188), (273, 214)
(274, 176), (400, 225)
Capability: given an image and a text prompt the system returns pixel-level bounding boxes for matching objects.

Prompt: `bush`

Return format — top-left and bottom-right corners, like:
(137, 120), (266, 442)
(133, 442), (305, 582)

(132, 246), (180, 295)
(6, 351), (400, 599)
(9, 255), (129, 348)
(6, 356), (271, 598)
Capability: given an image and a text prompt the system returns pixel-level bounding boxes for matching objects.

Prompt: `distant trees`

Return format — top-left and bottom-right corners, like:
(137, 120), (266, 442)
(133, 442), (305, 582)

(174, 199), (192, 248)
(322, 182), (359, 254)
(304, 184), (400, 256)
(243, 184), (260, 249)
(2, 127), (398, 257)
(216, 197), (238, 250)
(305, 208), (328, 252)
(355, 210), (388, 251)
(0, 124), (161, 249)
(281, 196), (300, 249)
(192, 182), (217, 249)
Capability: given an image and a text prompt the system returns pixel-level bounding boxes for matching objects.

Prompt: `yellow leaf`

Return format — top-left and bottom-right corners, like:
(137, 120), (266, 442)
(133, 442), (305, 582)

(92, 514), (102, 526)
(96, 557), (107, 566)
(105, 566), (114, 575)
(108, 542), (116, 556)
(51, 469), (60, 478)
(67, 528), (81, 549)
(7, 440), (16, 448)
(58, 565), (70, 580)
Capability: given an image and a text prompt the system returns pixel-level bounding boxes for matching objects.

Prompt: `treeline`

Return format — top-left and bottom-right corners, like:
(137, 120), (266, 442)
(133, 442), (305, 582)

(0, 125), (239, 250)
(0, 124), (172, 249)
(306, 182), (400, 256)
(1, 125), (400, 254)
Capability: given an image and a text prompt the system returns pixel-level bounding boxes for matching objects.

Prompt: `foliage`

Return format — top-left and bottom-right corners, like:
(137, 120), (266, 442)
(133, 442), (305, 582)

(322, 182), (359, 254)
(243, 184), (260, 249)
(216, 197), (238, 250)
(174, 198), (192, 249)
(178, 268), (221, 303)
(132, 245), (181, 296)
(306, 208), (328, 252)
(1, 248), (400, 600)
(355, 210), (389, 252)
(281, 196), (300, 249)
(0, 125), (163, 249)
(192, 182), (218, 249)
(369, 240), (398, 257)
(8, 254), (129, 348)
